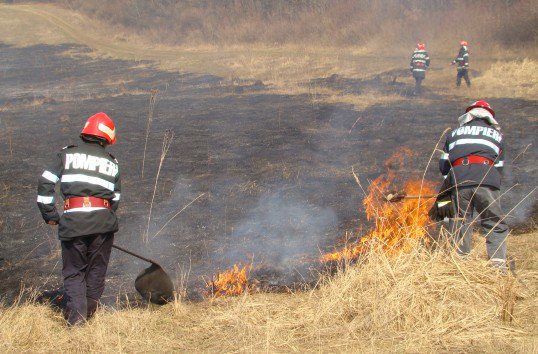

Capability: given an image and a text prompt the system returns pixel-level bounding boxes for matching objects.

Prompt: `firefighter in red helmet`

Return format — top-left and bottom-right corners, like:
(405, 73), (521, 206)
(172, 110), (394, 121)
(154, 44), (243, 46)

(37, 112), (121, 326)
(451, 41), (471, 87)
(410, 42), (430, 95)
(436, 100), (509, 270)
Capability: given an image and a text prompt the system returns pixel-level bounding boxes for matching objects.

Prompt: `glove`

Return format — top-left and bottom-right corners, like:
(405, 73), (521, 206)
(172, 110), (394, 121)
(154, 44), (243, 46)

(428, 176), (455, 221)
(429, 193), (455, 220)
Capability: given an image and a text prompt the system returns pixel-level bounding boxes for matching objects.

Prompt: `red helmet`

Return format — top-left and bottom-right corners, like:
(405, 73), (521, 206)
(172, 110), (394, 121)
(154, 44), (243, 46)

(466, 100), (495, 117)
(417, 43), (425, 50)
(460, 41), (468, 46)
(81, 112), (116, 144)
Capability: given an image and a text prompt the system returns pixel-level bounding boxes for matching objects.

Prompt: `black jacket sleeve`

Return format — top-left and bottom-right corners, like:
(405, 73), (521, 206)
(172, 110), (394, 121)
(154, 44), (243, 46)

(439, 138), (451, 177)
(111, 160), (121, 212)
(494, 140), (505, 175)
(37, 153), (63, 222)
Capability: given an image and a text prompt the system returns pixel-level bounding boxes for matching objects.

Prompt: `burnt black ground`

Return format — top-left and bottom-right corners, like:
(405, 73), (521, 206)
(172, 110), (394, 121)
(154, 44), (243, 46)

(0, 42), (536, 302)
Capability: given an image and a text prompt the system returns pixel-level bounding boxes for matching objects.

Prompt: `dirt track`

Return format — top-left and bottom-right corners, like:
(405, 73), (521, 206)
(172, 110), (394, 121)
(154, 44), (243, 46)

(0, 4), (186, 60)
(0, 38), (536, 302)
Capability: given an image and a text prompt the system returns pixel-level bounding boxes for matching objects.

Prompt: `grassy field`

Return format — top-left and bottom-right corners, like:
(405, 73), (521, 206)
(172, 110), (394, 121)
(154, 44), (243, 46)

(0, 3), (536, 352)
(0, 3), (536, 108)
(1, 232), (536, 352)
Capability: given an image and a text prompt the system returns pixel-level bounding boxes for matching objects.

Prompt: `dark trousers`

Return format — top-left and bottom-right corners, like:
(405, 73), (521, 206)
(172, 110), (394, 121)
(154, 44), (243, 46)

(61, 232), (114, 326)
(456, 69), (471, 87)
(414, 77), (423, 94)
(449, 186), (508, 261)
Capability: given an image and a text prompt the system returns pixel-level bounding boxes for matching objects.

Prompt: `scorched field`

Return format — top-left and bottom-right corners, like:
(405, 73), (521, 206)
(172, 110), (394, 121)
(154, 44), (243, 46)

(0, 2), (537, 352)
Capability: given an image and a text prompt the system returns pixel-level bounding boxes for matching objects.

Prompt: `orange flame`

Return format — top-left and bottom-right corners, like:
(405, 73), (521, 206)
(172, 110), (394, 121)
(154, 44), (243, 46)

(321, 149), (436, 262)
(205, 263), (254, 299)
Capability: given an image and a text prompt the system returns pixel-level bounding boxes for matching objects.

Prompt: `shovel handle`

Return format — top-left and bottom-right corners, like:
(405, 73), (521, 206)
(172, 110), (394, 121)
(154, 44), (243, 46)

(403, 195), (436, 199)
(112, 244), (158, 265)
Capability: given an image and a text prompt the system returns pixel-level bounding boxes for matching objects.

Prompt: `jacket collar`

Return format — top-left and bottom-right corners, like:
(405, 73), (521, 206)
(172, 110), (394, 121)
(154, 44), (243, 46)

(458, 108), (500, 130)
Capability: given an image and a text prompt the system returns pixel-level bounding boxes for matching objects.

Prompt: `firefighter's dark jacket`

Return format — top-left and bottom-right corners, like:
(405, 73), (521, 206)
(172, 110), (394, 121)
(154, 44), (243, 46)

(410, 49), (430, 78)
(453, 47), (469, 70)
(37, 141), (121, 240)
(439, 119), (504, 190)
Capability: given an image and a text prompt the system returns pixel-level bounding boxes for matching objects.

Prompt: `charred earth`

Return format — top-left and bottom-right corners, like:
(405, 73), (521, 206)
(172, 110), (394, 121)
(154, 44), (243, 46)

(0, 42), (536, 303)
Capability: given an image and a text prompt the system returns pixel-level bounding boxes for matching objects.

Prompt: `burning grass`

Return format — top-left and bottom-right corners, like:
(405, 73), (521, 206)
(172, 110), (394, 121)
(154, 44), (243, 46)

(1, 234), (536, 352)
(321, 178), (435, 262)
(2, 145), (535, 350)
(1, 147), (535, 350)
(322, 149), (437, 262)
(205, 263), (255, 299)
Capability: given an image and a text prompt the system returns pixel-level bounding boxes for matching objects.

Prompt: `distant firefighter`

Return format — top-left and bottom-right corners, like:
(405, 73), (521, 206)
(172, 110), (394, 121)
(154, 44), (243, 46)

(436, 100), (509, 270)
(409, 43), (430, 95)
(451, 41), (471, 87)
(37, 112), (121, 326)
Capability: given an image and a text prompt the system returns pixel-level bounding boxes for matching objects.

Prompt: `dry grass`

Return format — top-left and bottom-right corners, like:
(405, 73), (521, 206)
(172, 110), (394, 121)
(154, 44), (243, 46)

(472, 59), (538, 99)
(141, 89), (159, 178)
(0, 3), (405, 110)
(22, 0), (538, 55)
(144, 130), (174, 243)
(1, 232), (536, 353)
(2, 3), (536, 110)
(0, 5), (536, 348)
(272, 84), (406, 111)
(418, 58), (538, 100)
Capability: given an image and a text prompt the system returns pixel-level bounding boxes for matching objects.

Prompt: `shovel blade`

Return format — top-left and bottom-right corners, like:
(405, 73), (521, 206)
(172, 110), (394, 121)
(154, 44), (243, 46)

(135, 263), (174, 305)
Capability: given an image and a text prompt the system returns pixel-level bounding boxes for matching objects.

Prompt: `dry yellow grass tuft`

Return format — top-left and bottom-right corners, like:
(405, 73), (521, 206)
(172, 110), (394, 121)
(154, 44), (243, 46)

(426, 59), (538, 100)
(1, 233), (536, 352)
(472, 59), (538, 99)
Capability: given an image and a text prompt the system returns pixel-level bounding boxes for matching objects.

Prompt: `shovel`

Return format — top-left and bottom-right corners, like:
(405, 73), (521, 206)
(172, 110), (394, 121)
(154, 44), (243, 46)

(383, 190), (436, 203)
(112, 244), (174, 305)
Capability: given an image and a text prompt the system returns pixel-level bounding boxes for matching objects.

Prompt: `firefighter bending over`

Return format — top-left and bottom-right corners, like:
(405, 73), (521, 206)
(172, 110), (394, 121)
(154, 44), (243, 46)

(37, 113), (121, 326)
(451, 41), (471, 87)
(437, 101), (509, 269)
(410, 42), (430, 95)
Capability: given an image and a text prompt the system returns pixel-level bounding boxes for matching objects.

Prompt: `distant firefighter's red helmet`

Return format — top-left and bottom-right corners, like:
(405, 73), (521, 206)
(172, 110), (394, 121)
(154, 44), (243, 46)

(80, 112), (116, 144)
(417, 43), (426, 50)
(466, 100), (495, 117)
(460, 41), (468, 46)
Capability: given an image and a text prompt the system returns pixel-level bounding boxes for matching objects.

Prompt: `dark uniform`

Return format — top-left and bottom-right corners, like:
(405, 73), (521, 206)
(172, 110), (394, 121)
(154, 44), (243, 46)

(37, 139), (121, 325)
(439, 102), (508, 266)
(452, 46), (471, 87)
(410, 47), (430, 95)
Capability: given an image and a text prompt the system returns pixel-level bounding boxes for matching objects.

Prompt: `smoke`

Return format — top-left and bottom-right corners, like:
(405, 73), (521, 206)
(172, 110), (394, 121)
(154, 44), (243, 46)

(223, 188), (337, 269)
(110, 174), (339, 291)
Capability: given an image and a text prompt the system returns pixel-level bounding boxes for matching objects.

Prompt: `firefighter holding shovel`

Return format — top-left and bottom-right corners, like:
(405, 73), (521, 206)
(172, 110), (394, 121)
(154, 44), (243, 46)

(434, 101), (509, 269)
(37, 113), (121, 326)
